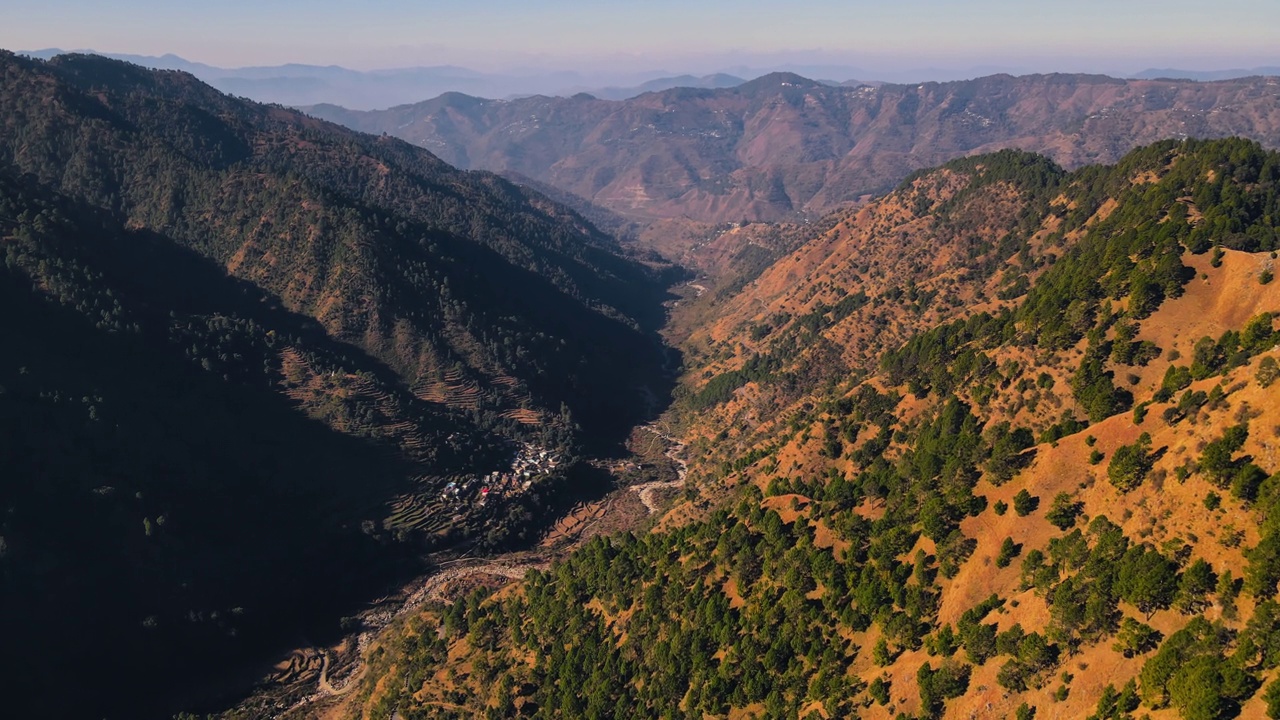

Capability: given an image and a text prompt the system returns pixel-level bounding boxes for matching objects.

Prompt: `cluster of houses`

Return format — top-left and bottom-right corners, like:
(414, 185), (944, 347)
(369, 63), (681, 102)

(440, 443), (561, 508)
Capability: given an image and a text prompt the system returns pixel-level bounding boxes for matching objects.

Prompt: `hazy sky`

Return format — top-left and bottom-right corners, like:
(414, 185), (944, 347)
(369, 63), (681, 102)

(5, 0), (1279, 74)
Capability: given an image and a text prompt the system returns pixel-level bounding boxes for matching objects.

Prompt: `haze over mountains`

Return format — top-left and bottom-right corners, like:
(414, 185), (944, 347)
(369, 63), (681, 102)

(19, 49), (760, 109)
(1133, 67), (1280, 81)
(309, 72), (1280, 223)
(20, 48), (1280, 111)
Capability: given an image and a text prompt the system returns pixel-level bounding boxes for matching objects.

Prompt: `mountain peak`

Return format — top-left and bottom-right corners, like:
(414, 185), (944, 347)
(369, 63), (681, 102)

(736, 71), (823, 95)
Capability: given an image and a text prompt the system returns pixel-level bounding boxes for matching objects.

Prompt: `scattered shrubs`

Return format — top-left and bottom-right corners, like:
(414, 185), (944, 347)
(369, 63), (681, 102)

(1107, 433), (1154, 492)
(916, 661), (971, 717)
(1116, 544), (1179, 618)
(1112, 617), (1162, 657)
(1259, 356), (1280, 388)
(1265, 678), (1280, 719)
(1154, 364), (1193, 402)
(996, 537), (1021, 568)
(1087, 680), (1140, 720)
(868, 676), (890, 706)
(1134, 400), (1153, 424)
(1045, 492), (1083, 530)
(1013, 489), (1039, 516)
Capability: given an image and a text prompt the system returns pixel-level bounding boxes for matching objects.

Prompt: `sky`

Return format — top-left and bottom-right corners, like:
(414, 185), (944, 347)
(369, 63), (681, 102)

(5, 0), (1279, 76)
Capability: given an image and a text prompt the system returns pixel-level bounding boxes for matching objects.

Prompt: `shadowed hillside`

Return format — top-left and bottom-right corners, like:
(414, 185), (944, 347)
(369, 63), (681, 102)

(0, 51), (679, 717)
(0, 51), (677, 445)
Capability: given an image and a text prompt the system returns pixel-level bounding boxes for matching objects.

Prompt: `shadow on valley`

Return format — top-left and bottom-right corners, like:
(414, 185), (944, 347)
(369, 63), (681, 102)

(1, 258), (415, 719)
(0, 52), (682, 718)
(0, 172), (678, 718)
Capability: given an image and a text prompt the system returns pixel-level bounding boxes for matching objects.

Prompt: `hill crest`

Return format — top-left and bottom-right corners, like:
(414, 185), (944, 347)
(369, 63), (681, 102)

(307, 72), (1280, 224)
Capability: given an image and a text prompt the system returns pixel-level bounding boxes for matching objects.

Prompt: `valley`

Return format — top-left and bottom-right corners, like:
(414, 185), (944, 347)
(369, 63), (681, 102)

(3, 47), (1280, 720)
(227, 412), (697, 720)
(313, 139), (1280, 720)
(0, 50), (680, 719)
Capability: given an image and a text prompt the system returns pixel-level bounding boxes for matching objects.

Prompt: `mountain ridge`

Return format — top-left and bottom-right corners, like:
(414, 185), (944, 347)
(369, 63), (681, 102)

(306, 71), (1280, 223)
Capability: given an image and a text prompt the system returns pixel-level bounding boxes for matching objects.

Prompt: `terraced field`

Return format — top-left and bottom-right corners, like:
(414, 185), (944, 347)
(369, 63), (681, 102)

(384, 480), (458, 535)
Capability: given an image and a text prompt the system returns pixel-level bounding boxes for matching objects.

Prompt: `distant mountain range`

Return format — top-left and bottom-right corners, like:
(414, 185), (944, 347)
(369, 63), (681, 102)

(21, 49), (1280, 112)
(1133, 66), (1280, 81)
(306, 71), (1280, 223)
(18, 49), (758, 108)
(579, 73), (747, 101)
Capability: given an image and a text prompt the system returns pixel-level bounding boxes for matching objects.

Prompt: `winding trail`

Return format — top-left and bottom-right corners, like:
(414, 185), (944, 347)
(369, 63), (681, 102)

(280, 425), (692, 715)
(405, 558), (548, 607)
(316, 651), (350, 696)
(291, 557), (549, 711)
(630, 479), (683, 513)
(644, 423), (689, 479)
(628, 424), (689, 513)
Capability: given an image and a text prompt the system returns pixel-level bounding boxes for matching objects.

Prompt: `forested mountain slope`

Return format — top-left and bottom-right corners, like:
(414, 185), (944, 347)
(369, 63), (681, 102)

(335, 139), (1280, 720)
(0, 51), (675, 440)
(306, 73), (1280, 223)
(0, 51), (674, 717)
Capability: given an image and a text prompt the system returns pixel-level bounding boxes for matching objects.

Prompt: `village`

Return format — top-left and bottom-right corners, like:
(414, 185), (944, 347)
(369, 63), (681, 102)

(384, 441), (566, 535)
(439, 441), (562, 509)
